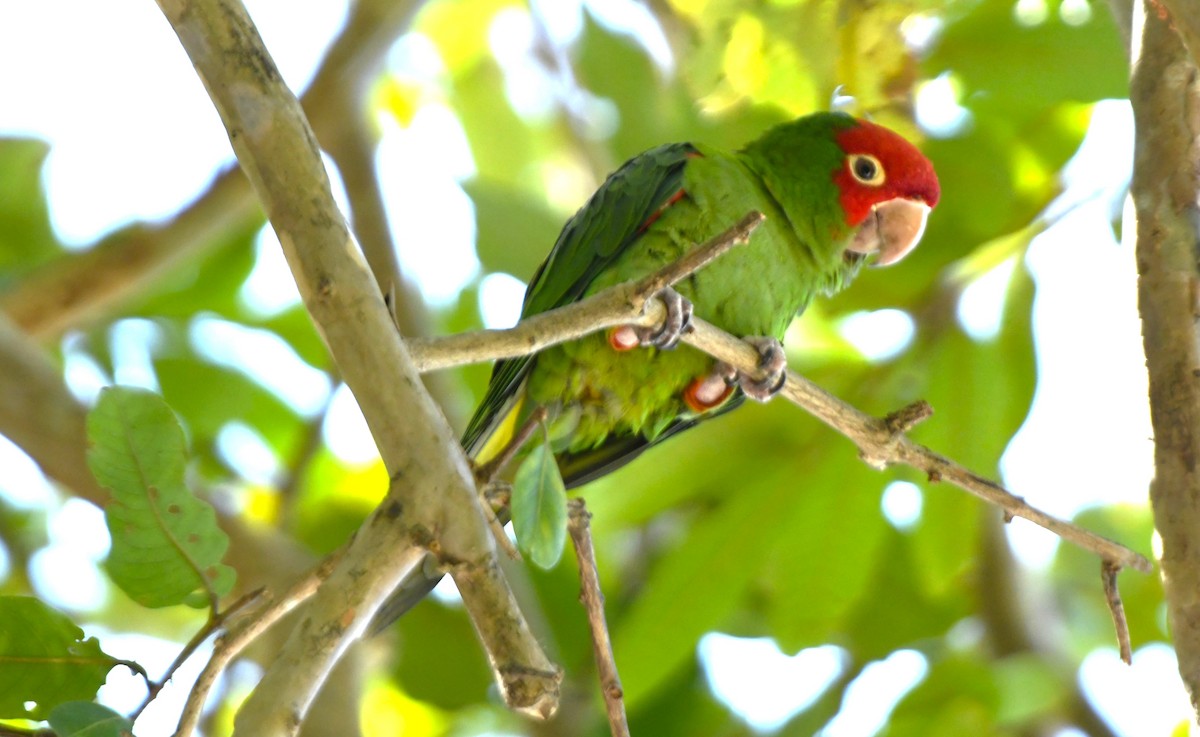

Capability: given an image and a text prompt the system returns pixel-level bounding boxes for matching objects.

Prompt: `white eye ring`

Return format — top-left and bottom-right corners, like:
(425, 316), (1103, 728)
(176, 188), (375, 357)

(848, 154), (886, 186)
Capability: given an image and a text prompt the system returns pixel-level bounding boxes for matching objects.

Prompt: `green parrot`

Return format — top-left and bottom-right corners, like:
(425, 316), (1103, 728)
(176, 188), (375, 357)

(372, 111), (939, 629)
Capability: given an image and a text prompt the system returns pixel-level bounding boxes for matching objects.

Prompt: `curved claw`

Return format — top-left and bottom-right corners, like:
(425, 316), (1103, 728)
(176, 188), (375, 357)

(618, 287), (693, 351)
(732, 336), (787, 402)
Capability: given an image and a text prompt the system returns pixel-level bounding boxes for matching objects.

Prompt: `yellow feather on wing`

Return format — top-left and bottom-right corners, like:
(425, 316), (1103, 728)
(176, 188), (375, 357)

(470, 393), (526, 466)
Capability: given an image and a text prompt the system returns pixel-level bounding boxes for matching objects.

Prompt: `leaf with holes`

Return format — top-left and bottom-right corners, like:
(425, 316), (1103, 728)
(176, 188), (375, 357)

(0, 597), (123, 720)
(87, 386), (235, 608)
(511, 434), (567, 569)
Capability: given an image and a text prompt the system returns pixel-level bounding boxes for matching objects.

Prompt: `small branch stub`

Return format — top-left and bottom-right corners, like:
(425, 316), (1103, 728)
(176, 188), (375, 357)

(885, 400), (934, 435)
(1102, 562), (1133, 665)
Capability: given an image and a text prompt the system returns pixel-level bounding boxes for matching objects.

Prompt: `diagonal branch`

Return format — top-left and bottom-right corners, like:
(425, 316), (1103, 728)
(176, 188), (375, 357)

(0, 0), (421, 341)
(1130, 0), (1200, 714)
(150, 0), (559, 732)
(398, 221), (1152, 577)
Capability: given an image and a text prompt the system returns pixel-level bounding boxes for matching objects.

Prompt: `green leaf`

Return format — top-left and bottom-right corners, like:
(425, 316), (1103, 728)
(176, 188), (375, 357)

(511, 435), (568, 569)
(613, 464), (799, 709)
(47, 702), (134, 737)
(843, 533), (970, 662)
(0, 137), (61, 284)
(879, 655), (1002, 737)
(465, 179), (566, 281)
(991, 654), (1066, 726)
(1051, 504), (1162, 655)
(392, 601), (492, 708)
(764, 448), (890, 651)
(0, 597), (121, 720)
(86, 386), (235, 608)
(929, 0), (1127, 115)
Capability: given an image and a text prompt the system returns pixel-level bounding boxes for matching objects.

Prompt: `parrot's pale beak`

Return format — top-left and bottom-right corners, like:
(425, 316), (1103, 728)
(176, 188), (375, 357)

(846, 198), (932, 266)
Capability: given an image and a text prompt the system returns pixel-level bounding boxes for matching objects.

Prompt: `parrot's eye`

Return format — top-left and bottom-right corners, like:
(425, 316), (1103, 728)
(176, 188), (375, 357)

(848, 154), (885, 186)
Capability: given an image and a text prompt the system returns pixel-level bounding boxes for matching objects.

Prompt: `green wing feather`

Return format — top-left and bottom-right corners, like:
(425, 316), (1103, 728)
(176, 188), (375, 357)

(462, 142), (700, 456)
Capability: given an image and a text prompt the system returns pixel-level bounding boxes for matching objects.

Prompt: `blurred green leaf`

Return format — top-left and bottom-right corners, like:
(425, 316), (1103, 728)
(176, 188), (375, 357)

(879, 654), (1001, 737)
(929, 0), (1126, 114)
(47, 702), (133, 737)
(0, 597), (120, 720)
(885, 259), (1036, 596)
(627, 659), (746, 736)
(392, 600), (492, 709)
(512, 434), (568, 569)
(614, 463), (801, 709)
(991, 653), (1067, 726)
(465, 179), (565, 280)
(130, 221), (261, 322)
(844, 533), (970, 661)
(764, 447), (889, 651)
(0, 137), (60, 284)
(155, 352), (305, 472)
(86, 387), (234, 608)
(1052, 504), (1163, 655)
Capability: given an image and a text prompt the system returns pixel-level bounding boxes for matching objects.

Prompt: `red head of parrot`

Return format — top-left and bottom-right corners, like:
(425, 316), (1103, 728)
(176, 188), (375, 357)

(833, 119), (941, 266)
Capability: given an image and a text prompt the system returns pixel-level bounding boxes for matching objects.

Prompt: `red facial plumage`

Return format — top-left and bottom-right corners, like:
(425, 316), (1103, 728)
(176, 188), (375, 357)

(832, 119), (940, 227)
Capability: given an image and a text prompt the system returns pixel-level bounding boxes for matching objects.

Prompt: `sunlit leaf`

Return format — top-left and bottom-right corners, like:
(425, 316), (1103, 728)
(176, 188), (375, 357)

(87, 387), (235, 608)
(0, 597), (121, 720)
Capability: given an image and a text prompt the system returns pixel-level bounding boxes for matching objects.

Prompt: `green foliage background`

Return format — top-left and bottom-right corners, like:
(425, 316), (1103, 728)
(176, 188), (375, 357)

(0, 0), (1165, 735)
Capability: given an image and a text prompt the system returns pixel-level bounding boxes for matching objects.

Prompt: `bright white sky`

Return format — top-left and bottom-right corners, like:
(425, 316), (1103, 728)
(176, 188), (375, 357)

(0, 1), (1187, 735)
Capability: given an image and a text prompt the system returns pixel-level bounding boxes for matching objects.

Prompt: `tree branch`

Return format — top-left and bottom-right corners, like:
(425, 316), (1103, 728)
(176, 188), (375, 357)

(1157, 0), (1200, 72)
(0, 0), (420, 341)
(404, 211), (765, 372)
(568, 499), (630, 737)
(1130, 0), (1200, 715)
(175, 557), (333, 737)
(149, 0), (558, 731)
(397, 233), (1151, 577)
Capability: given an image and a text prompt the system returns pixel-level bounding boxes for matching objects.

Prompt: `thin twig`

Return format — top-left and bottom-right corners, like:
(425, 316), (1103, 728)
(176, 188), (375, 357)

(154, 0), (560, 727)
(174, 559), (334, 737)
(683, 317), (1154, 574)
(568, 499), (630, 737)
(133, 588), (266, 720)
(1102, 561), (1133, 665)
(404, 211), (766, 373)
(400, 236), (1153, 577)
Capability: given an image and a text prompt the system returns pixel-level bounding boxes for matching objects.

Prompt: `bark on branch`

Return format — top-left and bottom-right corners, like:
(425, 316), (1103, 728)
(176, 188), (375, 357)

(1130, 0), (1200, 716)
(150, 0), (559, 731)
(397, 236), (1151, 577)
(0, 0), (421, 342)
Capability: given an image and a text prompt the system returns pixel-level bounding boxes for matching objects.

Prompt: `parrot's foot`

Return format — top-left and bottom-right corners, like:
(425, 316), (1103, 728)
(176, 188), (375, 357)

(682, 337), (787, 412)
(609, 287), (693, 352)
(730, 336), (787, 402)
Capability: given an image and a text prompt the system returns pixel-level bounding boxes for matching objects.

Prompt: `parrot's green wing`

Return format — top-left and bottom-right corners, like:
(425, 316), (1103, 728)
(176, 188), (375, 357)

(462, 142), (701, 458)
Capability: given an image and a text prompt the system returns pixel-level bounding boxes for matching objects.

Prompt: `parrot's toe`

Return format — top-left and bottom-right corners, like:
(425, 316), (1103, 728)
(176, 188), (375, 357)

(734, 336), (787, 402)
(631, 287), (693, 350)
